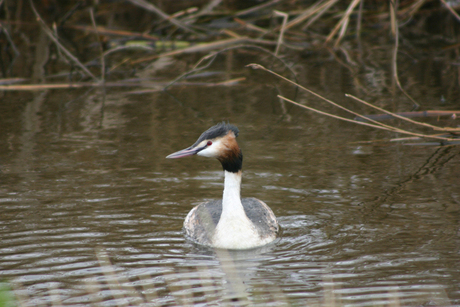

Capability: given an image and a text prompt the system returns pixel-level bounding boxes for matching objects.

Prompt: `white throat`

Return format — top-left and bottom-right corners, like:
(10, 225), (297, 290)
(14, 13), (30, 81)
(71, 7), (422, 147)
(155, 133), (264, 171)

(212, 171), (261, 249)
(222, 171), (244, 217)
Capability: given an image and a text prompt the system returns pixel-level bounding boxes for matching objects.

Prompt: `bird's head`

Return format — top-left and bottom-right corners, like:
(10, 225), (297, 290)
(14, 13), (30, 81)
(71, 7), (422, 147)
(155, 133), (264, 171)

(166, 122), (242, 173)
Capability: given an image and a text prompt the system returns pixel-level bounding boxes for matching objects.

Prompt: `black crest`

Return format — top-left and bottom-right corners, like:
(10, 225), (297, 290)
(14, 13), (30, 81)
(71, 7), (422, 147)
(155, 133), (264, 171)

(192, 122), (239, 147)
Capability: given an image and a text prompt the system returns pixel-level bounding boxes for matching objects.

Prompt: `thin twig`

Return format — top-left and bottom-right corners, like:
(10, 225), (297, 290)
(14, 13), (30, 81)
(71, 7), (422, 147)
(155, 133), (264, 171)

(277, 95), (456, 142)
(302, 0), (338, 31)
(131, 37), (277, 64)
(234, 17), (269, 34)
(440, 0), (460, 22)
(127, 0), (202, 36)
(181, 0), (221, 23)
(0, 24), (20, 56)
(247, 63), (393, 130)
(248, 63), (457, 141)
(346, 94), (460, 132)
(0, 78), (248, 91)
(103, 45), (155, 59)
(325, 0), (361, 45)
(68, 24), (159, 40)
(284, 0), (325, 30)
(390, 0), (420, 109)
(273, 10), (288, 56)
(356, 0), (363, 41)
(356, 0), (364, 63)
(335, 0), (361, 47)
(0, 83), (108, 90)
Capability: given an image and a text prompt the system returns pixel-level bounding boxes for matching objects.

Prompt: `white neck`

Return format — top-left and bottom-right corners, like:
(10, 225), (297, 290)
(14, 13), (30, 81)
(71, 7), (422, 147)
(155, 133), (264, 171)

(212, 171), (261, 249)
(222, 171), (244, 217)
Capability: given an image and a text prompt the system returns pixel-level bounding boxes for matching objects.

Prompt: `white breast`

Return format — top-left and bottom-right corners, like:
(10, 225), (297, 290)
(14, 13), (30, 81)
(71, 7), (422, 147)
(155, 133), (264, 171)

(210, 171), (275, 249)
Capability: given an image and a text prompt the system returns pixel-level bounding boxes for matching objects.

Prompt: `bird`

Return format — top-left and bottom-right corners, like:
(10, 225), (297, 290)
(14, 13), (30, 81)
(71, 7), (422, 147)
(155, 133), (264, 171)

(166, 122), (279, 250)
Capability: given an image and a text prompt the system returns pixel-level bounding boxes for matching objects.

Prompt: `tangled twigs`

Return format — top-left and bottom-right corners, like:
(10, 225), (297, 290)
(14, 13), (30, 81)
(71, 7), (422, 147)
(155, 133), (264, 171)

(29, 0), (98, 81)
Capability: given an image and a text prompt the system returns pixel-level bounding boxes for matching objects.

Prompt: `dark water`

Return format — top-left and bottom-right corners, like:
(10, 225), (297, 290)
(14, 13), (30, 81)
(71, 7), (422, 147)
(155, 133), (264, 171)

(1, 52), (459, 306)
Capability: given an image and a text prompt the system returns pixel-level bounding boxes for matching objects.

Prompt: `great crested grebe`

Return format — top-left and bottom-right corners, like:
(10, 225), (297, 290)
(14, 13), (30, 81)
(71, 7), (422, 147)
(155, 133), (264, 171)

(166, 122), (279, 249)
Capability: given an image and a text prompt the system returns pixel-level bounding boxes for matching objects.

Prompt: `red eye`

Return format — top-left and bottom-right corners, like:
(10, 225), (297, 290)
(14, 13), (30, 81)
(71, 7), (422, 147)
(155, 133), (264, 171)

(207, 141), (212, 146)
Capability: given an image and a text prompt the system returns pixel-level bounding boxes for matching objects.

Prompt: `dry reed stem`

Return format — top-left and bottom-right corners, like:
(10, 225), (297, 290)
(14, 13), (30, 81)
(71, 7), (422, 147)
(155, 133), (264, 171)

(222, 29), (242, 38)
(302, 0), (339, 31)
(248, 63), (457, 142)
(103, 45), (155, 59)
(129, 78), (246, 94)
(127, 0), (201, 36)
(29, 0), (98, 81)
(346, 94), (460, 132)
(247, 63), (396, 130)
(234, 17), (269, 34)
(0, 83), (96, 90)
(0, 78), (244, 92)
(405, 0), (426, 18)
(0, 23), (20, 56)
(278, 95), (456, 142)
(68, 24), (159, 40)
(167, 6), (198, 20)
(0, 78), (27, 85)
(284, 0), (328, 30)
(336, 0), (362, 47)
(273, 10), (288, 56)
(325, 0), (361, 46)
(356, 0), (363, 43)
(390, 0), (420, 109)
(130, 37), (276, 64)
(181, 0), (219, 24)
(390, 0), (397, 36)
(440, 0), (460, 22)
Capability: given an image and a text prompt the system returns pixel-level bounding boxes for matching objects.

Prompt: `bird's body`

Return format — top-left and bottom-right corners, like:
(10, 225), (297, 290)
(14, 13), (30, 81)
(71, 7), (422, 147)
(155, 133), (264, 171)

(166, 122), (278, 249)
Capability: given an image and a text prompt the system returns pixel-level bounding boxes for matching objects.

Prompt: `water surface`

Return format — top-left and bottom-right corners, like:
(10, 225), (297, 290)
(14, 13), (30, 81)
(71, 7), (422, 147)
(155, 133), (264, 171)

(1, 53), (459, 306)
